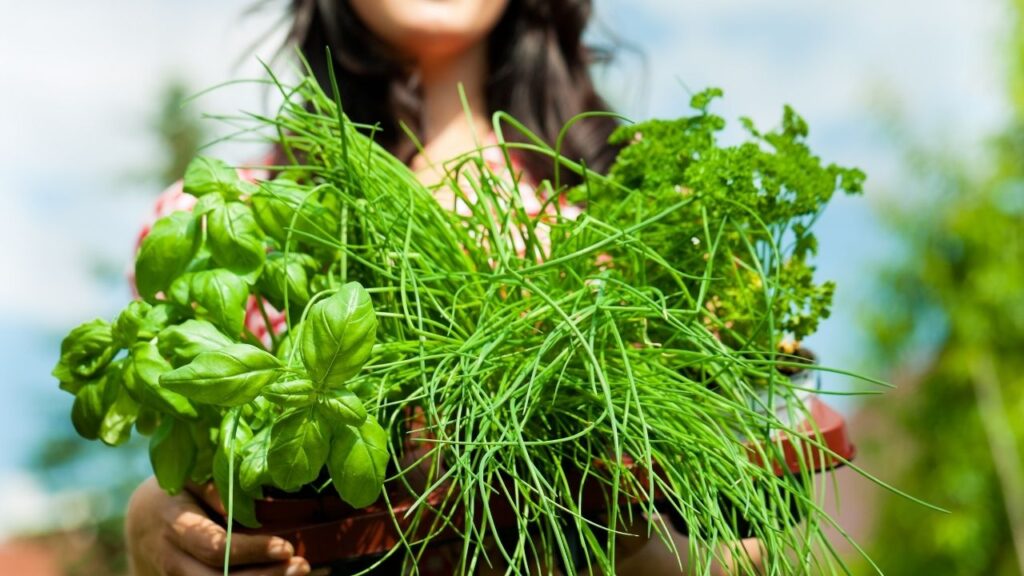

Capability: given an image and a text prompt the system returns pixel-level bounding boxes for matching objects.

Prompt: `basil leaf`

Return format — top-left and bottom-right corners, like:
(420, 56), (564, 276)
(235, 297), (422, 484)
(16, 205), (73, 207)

(99, 386), (139, 447)
(301, 282), (377, 389)
(263, 379), (316, 408)
(157, 319), (234, 367)
(135, 407), (160, 436)
(99, 364), (139, 446)
(135, 211), (201, 301)
(100, 359), (123, 408)
(318, 389), (367, 428)
(327, 417), (389, 508)
(112, 301), (182, 349)
(145, 303), (182, 329)
(251, 182), (338, 249)
(275, 329), (298, 366)
(208, 202), (266, 279)
(189, 424), (216, 484)
(186, 245), (215, 273)
(246, 396), (275, 430)
(56, 319), (116, 381)
(258, 252), (314, 311)
(161, 343), (282, 407)
(167, 273), (194, 308)
(218, 407), (253, 454)
(125, 343), (198, 420)
(149, 418), (196, 495)
(183, 156), (242, 199)
(212, 407), (256, 509)
(213, 442), (260, 528)
(267, 407), (330, 492)
(52, 361), (83, 395)
(239, 428), (271, 497)
(309, 273), (332, 295)
(112, 301), (151, 348)
(189, 269), (248, 337)
(71, 379), (106, 440)
(193, 192), (225, 216)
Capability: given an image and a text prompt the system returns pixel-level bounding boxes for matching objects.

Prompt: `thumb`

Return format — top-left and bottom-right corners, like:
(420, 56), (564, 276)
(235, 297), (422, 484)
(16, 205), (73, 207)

(169, 490), (295, 567)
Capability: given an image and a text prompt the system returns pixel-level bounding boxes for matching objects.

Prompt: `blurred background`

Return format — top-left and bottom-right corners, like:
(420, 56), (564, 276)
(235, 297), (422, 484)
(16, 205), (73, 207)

(0, 0), (1020, 573)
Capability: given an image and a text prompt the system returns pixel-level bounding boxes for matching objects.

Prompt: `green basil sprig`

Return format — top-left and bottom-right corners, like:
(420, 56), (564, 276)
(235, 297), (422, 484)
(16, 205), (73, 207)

(207, 201), (266, 280)
(301, 282), (377, 390)
(150, 418), (196, 495)
(258, 252), (316, 311)
(157, 319), (235, 367)
(327, 418), (389, 508)
(251, 181), (338, 250)
(188, 270), (250, 337)
(161, 343), (282, 407)
(135, 211), (202, 301)
(213, 408), (259, 527)
(55, 152), (390, 521)
(183, 156), (255, 200)
(54, 319), (116, 386)
(125, 342), (198, 420)
(267, 406), (331, 491)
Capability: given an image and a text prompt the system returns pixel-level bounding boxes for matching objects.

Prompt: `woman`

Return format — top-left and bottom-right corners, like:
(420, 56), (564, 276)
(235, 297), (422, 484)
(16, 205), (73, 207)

(126, 1), (762, 574)
(127, 1), (619, 574)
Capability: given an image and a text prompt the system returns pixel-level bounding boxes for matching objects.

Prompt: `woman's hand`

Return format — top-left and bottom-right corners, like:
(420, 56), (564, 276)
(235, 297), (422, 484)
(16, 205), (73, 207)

(125, 477), (311, 576)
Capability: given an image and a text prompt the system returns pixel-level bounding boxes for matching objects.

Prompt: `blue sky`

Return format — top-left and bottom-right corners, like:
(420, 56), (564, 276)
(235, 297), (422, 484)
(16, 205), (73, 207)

(0, 0), (1010, 536)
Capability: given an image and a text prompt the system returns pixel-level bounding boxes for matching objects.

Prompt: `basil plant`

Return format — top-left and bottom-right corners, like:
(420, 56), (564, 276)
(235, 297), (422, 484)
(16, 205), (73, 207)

(52, 158), (388, 527)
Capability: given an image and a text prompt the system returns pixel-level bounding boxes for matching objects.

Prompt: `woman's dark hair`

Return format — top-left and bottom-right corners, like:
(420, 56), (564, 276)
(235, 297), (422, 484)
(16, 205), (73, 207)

(284, 0), (619, 185)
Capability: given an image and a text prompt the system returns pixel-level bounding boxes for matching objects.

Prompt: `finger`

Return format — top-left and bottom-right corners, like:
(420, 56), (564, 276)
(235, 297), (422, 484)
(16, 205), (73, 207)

(169, 497), (295, 567)
(164, 548), (308, 576)
(224, 557), (312, 576)
(160, 545), (224, 576)
(186, 481), (227, 516)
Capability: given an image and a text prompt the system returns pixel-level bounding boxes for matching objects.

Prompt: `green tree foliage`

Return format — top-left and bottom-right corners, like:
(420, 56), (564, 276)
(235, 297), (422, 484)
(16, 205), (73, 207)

(154, 81), (205, 185)
(864, 3), (1024, 568)
(866, 175), (1024, 575)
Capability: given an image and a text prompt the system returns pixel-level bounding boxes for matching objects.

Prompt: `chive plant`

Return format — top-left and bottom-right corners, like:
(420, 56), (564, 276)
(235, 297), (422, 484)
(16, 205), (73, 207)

(53, 67), (889, 575)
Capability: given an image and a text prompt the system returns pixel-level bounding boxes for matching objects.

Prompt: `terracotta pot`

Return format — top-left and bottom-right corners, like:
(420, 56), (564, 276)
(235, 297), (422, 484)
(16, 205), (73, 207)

(223, 388), (854, 568)
(229, 459), (664, 568)
(745, 394), (855, 476)
(662, 393), (855, 538)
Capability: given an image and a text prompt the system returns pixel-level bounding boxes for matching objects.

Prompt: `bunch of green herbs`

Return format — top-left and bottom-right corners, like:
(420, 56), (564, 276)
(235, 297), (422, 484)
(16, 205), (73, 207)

(573, 89), (865, 353)
(53, 69), (882, 575)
